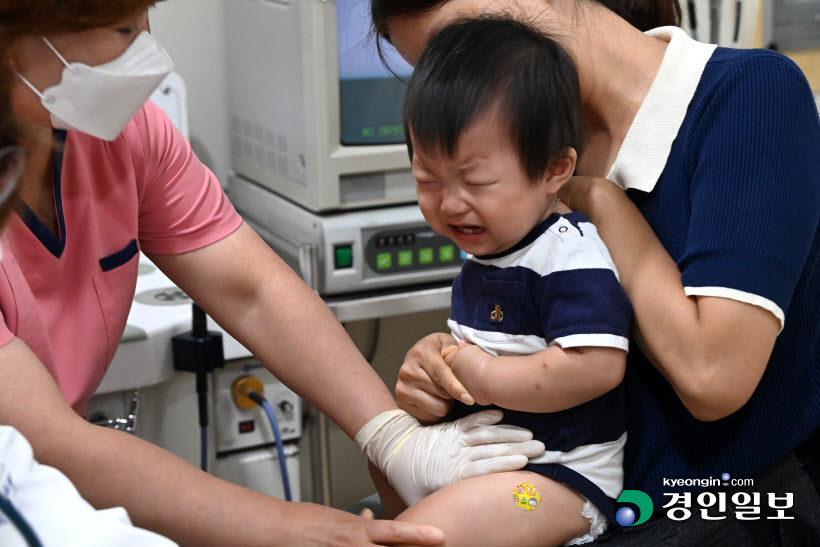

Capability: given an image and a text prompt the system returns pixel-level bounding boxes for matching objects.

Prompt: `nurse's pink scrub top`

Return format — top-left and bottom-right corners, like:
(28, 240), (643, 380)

(0, 101), (242, 415)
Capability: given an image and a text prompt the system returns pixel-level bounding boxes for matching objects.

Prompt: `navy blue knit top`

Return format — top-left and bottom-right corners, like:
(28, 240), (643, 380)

(623, 46), (820, 504)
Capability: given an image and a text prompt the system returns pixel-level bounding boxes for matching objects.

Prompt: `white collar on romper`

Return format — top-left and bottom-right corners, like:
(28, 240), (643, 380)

(606, 26), (717, 192)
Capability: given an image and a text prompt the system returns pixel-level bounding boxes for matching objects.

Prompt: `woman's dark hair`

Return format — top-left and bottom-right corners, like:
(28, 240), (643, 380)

(372, 0), (682, 44)
(0, 0), (162, 41)
(404, 16), (582, 183)
(593, 0), (681, 31)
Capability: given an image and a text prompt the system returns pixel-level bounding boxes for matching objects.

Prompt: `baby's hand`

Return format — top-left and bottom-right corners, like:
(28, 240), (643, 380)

(440, 343), (461, 360)
(443, 341), (494, 405)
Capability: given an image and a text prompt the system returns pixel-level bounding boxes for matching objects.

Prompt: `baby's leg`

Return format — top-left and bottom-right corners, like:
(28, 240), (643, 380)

(393, 470), (592, 547)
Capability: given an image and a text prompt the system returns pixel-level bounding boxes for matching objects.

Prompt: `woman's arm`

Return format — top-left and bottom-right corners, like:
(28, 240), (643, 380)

(445, 343), (625, 412)
(0, 338), (444, 546)
(560, 177), (780, 421)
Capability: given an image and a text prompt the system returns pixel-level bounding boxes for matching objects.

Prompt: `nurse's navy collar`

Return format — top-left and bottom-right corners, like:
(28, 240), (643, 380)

(606, 26), (716, 193)
(18, 129), (68, 258)
(474, 212), (588, 261)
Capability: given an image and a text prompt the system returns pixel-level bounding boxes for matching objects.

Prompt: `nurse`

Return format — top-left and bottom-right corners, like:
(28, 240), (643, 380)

(0, 63), (176, 546)
(0, 2), (546, 545)
(371, 0), (820, 543)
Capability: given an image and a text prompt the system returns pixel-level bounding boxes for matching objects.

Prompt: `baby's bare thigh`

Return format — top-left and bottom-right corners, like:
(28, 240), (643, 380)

(395, 470), (591, 547)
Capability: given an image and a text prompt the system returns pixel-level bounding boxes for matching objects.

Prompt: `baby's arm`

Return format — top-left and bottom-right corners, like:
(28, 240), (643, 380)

(444, 343), (625, 413)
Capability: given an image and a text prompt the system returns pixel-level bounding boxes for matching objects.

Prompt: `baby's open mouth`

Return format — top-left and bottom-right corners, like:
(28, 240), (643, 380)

(451, 225), (485, 235)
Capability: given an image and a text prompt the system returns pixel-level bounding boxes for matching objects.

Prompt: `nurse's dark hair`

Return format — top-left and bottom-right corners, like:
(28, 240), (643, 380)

(0, 0), (162, 41)
(0, 60), (22, 224)
(0, 63), (15, 149)
(372, 0), (682, 44)
(404, 16), (582, 184)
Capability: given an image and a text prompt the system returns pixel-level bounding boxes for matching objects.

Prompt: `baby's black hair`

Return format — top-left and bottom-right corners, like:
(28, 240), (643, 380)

(403, 16), (583, 183)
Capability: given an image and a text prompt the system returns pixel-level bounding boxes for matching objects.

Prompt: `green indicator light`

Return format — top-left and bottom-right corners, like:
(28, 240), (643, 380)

(362, 127), (376, 137)
(439, 245), (455, 262)
(377, 252), (392, 270)
(398, 250), (413, 267)
(419, 248), (434, 264)
(334, 246), (352, 269)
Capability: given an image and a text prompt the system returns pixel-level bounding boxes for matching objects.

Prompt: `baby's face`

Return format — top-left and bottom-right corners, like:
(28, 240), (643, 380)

(411, 114), (555, 257)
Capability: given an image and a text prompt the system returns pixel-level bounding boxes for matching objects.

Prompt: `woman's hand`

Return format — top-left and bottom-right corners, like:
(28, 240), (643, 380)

(443, 341), (495, 406)
(396, 333), (475, 423)
(558, 175), (621, 216)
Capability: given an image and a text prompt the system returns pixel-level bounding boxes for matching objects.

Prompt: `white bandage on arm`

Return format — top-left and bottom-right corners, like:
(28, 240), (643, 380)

(354, 409), (420, 478)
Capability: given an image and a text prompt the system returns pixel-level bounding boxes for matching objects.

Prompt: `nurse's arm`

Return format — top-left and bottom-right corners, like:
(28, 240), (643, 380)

(0, 338), (444, 545)
(560, 177), (780, 422)
(147, 221), (401, 439)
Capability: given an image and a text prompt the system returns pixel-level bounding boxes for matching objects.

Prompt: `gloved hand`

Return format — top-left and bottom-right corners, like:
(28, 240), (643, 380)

(355, 409), (545, 506)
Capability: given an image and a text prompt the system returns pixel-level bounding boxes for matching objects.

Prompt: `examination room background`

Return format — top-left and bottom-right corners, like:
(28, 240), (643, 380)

(149, 0), (820, 510)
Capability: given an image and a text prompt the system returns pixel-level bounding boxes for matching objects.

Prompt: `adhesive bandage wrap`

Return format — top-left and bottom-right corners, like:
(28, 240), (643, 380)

(354, 409), (420, 478)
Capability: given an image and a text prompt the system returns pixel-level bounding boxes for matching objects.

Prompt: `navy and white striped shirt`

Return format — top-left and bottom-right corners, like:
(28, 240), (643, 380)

(447, 212), (632, 522)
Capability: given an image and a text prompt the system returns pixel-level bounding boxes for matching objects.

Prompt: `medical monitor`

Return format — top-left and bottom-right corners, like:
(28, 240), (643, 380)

(225, 0), (415, 212)
(337, 0), (412, 145)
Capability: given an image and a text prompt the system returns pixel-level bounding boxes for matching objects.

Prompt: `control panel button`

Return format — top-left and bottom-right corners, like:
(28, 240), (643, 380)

(279, 400), (295, 416)
(419, 248), (434, 264)
(377, 252), (392, 269)
(334, 246), (353, 269)
(439, 245), (455, 262)
(398, 250), (413, 267)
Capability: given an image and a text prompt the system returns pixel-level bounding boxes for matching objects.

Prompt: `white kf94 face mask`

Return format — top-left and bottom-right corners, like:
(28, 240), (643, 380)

(16, 31), (174, 141)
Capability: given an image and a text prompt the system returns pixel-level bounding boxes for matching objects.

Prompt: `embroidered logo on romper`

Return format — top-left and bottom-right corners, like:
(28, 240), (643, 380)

(513, 483), (540, 511)
(490, 304), (504, 321)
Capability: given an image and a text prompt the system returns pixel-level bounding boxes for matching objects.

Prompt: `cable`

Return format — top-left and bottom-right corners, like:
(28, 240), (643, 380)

(194, 305), (210, 473)
(197, 358), (209, 473)
(247, 391), (293, 502)
(172, 302), (225, 474)
(200, 426), (208, 473)
(0, 494), (43, 547)
(364, 318), (381, 364)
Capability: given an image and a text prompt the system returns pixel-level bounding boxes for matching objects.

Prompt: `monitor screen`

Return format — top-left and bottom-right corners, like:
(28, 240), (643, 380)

(336, 0), (414, 146)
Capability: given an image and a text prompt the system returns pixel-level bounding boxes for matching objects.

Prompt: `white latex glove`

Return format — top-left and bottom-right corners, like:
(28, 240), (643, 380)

(355, 409), (545, 506)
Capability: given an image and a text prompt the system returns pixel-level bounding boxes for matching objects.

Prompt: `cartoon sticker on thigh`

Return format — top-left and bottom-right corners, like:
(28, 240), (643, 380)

(513, 483), (541, 511)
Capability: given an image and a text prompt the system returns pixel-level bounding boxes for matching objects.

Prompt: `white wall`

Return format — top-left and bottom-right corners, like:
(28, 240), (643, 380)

(151, 0), (231, 185)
